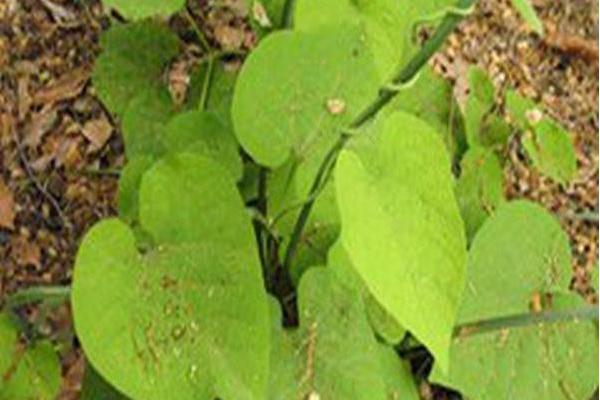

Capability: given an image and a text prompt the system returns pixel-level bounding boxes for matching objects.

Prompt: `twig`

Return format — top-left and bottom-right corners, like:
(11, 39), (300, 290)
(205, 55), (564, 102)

(4, 285), (71, 309)
(397, 305), (599, 357)
(13, 133), (69, 228)
(282, 0), (477, 273)
(453, 305), (598, 338)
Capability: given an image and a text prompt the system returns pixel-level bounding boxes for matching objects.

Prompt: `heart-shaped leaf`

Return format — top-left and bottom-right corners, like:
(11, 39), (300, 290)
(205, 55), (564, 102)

(455, 146), (504, 242)
(335, 111), (467, 370)
(328, 241), (406, 344)
(388, 66), (466, 158)
(72, 154), (270, 400)
(457, 201), (572, 322)
(121, 87), (176, 158)
(431, 201), (597, 399)
(522, 119), (577, 185)
(464, 66), (495, 146)
(103, 0), (185, 20)
(232, 25), (380, 169)
(93, 21), (179, 115)
(295, 0), (455, 76)
(163, 111), (242, 181)
(81, 364), (127, 400)
(268, 268), (419, 400)
(0, 314), (60, 400)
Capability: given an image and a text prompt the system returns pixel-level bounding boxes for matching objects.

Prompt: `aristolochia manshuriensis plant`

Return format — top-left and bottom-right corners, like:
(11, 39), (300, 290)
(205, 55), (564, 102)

(1, 0), (597, 399)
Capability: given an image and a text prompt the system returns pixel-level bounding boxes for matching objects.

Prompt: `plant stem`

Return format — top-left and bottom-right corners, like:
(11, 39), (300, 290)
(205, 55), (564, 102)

(282, 0), (296, 29)
(4, 286), (71, 309)
(255, 167), (269, 275)
(199, 55), (215, 111)
(184, 8), (211, 53)
(453, 305), (598, 338)
(282, 0), (476, 273)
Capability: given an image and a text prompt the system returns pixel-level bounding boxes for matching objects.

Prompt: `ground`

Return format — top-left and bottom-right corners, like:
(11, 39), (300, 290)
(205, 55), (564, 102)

(0, 0), (597, 397)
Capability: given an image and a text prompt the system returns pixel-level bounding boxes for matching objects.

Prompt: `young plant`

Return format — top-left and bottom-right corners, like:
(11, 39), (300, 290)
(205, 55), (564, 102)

(1, 0), (597, 399)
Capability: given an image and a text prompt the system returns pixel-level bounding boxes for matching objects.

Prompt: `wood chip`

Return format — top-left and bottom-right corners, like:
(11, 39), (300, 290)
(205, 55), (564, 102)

(81, 116), (113, 150)
(33, 68), (89, 105)
(11, 236), (41, 268)
(0, 178), (15, 230)
(23, 105), (59, 148)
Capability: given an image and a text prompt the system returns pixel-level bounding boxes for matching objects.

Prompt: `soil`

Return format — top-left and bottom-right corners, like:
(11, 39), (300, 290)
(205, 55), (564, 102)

(0, 0), (597, 397)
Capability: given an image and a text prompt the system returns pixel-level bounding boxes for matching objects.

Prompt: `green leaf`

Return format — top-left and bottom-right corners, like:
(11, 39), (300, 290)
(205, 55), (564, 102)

(103, 0), (185, 20)
(522, 119), (577, 185)
(430, 202), (596, 398)
(232, 26), (379, 169)
(118, 156), (155, 224)
(334, 112), (467, 370)
(72, 154), (270, 400)
(121, 87), (176, 158)
(388, 66), (466, 158)
(328, 241), (406, 345)
(464, 66), (495, 147)
(455, 146), (504, 242)
(81, 364), (128, 400)
(188, 62), (239, 127)
(505, 89), (538, 130)
(591, 263), (599, 293)
(268, 268), (419, 400)
(163, 111), (243, 181)
(511, 0), (544, 35)
(0, 314), (60, 400)
(434, 293), (598, 400)
(458, 200), (572, 323)
(295, 0), (455, 77)
(93, 21), (179, 115)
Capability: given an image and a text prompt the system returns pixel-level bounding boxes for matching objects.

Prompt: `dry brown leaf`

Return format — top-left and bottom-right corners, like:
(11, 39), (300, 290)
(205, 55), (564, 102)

(81, 116), (112, 150)
(23, 105), (59, 148)
(11, 236), (41, 268)
(0, 178), (15, 230)
(33, 68), (89, 105)
(214, 25), (245, 50)
(17, 76), (32, 120)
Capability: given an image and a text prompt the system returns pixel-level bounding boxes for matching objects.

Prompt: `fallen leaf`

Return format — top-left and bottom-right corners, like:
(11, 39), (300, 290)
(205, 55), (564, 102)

(0, 179), (15, 230)
(17, 76), (32, 120)
(81, 116), (113, 150)
(23, 105), (59, 148)
(214, 25), (245, 51)
(33, 68), (89, 105)
(11, 236), (41, 268)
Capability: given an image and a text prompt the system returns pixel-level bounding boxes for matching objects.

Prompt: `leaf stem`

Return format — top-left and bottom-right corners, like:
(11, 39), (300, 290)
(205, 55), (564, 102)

(4, 286), (71, 309)
(282, 0), (296, 29)
(184, 8), (211, 53)
(282, 0), (477, 273)
(453, 305), (599, 338)
(199, 55), (215, 111)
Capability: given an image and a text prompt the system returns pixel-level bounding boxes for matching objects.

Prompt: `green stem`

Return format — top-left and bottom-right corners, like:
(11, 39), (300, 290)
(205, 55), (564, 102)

(282, 0), (296, 29)
(255, 167), (269, 273)
(184, 8), (211, 53)
(282, 0), (477, 273)
(4, 286), (71, 309)
(199, 55), (215, 111)
(454, 305), (598, 338)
